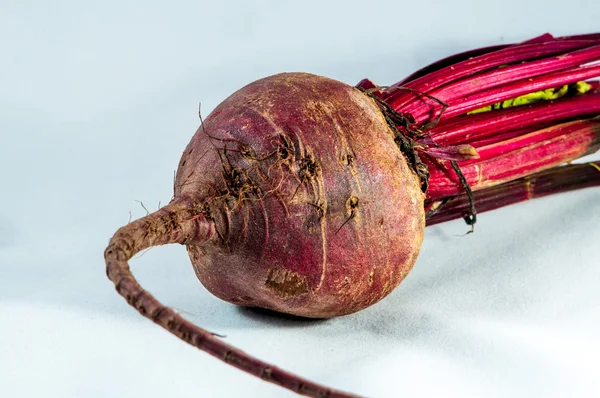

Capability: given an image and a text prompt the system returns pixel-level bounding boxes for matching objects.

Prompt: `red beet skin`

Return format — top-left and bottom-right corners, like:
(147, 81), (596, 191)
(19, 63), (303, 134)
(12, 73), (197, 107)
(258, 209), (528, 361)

(174, 72), (425, 318)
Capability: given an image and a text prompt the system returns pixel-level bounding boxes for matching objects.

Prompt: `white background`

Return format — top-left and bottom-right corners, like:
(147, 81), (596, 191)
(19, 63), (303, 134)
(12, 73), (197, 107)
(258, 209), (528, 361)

(2, 1), (600, 397)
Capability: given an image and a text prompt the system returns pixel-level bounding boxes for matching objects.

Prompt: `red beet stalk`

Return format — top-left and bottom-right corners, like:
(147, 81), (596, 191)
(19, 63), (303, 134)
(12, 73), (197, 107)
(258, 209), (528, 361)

(359, 33), (600, 202)
(381, 35), (600, 116)
(428, 92), (600, 146)
(425, 161), (600, 225)
(389, 33), (600, 87)
(425, 117), (600, 198)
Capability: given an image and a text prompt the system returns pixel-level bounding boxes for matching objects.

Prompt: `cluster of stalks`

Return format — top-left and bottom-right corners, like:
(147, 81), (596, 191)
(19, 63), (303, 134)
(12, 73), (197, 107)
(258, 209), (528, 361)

(358, 32), (600, 227)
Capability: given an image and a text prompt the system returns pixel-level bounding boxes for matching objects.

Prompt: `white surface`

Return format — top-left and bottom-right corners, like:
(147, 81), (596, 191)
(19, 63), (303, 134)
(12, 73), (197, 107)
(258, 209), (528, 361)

(2, 1), (600, 397)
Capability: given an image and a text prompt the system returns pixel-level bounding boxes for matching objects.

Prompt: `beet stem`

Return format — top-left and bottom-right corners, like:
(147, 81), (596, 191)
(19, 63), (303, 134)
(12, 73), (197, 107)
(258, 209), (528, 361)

(104, 201), (360, 398)
(428, 93), (600, 146)
(425, 117), (600, 198)
(425, 161), (600, 225)
(384, 37), (600, 111)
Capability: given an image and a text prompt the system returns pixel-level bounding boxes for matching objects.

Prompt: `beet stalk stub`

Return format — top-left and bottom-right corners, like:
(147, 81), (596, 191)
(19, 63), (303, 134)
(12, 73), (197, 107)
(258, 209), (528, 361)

(106, 32), (600, 398)
(425, 161), (600, 226)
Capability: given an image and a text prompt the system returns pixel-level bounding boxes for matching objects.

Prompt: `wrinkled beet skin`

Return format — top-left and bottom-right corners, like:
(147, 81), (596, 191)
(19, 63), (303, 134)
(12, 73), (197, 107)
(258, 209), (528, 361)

(174, 73), (425, 318)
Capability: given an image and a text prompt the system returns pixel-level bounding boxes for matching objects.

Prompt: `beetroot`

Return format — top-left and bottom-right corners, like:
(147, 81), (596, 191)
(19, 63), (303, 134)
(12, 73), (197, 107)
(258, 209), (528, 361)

(108, 72), (428, 315)
(105, 73), (424, 397)
(105, 33), (600, 397)
(175, 73), (425, 318)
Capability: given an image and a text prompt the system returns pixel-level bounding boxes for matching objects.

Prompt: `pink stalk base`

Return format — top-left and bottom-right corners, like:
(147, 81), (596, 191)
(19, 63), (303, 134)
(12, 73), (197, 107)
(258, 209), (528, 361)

(426, 161), (600, 225)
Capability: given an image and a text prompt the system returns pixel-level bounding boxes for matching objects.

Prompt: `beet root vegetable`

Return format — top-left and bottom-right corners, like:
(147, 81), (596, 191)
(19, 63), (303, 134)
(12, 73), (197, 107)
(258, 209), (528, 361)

(105, 73), (425, 397)
(177, 72), (425, 317)
(105, 32), (600, 397)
